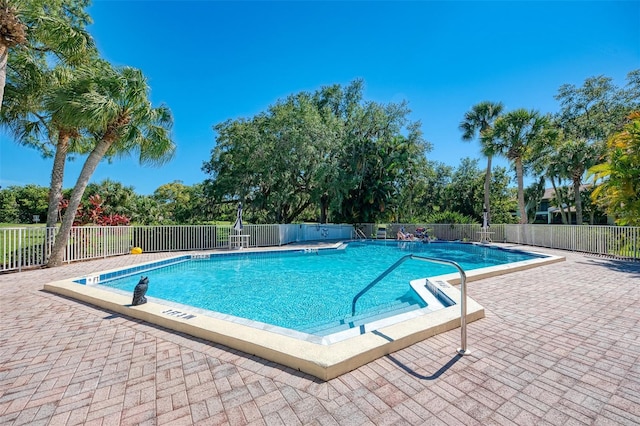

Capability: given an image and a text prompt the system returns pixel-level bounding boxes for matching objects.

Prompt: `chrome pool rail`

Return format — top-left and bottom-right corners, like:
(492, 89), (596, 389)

(351, 254), (470, 355)
(353, 228), (367, 239)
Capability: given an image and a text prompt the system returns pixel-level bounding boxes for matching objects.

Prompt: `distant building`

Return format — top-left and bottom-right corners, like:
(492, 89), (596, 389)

(534, 187), (610, 225)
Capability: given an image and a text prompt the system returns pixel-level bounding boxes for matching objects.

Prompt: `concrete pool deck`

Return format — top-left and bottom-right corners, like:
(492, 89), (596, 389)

(1, 244), (639, 424)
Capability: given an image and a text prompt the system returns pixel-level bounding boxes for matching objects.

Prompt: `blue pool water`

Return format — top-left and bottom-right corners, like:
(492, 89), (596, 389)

(94, 241), (538, 334)
(95, 241), (544, 334)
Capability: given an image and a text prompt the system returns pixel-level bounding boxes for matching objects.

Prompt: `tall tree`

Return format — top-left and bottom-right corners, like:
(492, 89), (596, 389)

(555, 138), (604, 224)
(443, 157), (484, 219)
(204, 80), (428, 224)
(398, 160), (452, 222)
(487, 167), (518, 224)
(528, 122), (572, 224)
(459, 101), (504, 224)
(310, 82), (360, 223)
(553, 71), (640, 224)
(524, 177), (546, 223)
(153, 181), (194, 223)
(46, 64), (175, 267)
(555, 71), (639, 142)
(588, 111), (640, 225)
(0, 0), (27, 109)
(2, 0), (95, 257)
(205, 92), (334, 224)
(185, 183), (213, 224)
(543, 154), (571, 224)
(335, 101), (427, 223)
(488, 109), (551, 224)
(0, 0), (94, 113)
(41, 67), (95, 231)
(3, 65), (93, 235)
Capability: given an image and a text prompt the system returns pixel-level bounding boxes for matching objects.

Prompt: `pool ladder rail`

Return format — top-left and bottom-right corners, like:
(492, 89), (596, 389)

(351, 254), (471, 356)
(353, 228), (367, 239)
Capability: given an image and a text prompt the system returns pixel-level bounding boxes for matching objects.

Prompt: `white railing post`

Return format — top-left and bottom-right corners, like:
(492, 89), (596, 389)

(17, 229), (22, 272)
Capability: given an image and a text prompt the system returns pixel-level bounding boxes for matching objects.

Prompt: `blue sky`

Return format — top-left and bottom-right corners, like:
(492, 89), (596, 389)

(1, 1), (639, 195)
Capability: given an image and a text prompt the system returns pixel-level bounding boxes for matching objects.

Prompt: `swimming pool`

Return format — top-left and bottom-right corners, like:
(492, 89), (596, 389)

(46, 241), (564, 380)
(77, 241), (542, 334)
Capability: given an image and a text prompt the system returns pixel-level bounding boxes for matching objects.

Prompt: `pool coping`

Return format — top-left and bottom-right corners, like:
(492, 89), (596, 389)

(44, 243), (565, 381)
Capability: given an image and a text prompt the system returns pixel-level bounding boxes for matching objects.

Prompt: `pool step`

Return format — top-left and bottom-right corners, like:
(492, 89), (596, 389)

(300, 301), (421, 336)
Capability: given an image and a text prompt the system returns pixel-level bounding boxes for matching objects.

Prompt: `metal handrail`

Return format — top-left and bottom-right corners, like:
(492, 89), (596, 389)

(354, 228), (367, 239)
(351, 254), (470, 355)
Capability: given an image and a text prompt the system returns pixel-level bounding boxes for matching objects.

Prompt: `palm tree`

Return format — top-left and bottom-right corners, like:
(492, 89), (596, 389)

(3, 65), (89, 225)
(46, 63), (175, 267)
(555, 138), (603, 224)
(2, 63), (96, 261)
(487, 109), (551, 224)
(0, 0), (27, 109)
(2, 0), (95, 258)
(0, 0), (94, 114)
(527, 122), (571, 224)
(543, 152), (571, 224)
(459, 101), (504, 224)
(524, 176), (546, 222)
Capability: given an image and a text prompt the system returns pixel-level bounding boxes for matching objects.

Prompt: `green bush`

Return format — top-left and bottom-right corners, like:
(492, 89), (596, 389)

(425, 211), (476, 224)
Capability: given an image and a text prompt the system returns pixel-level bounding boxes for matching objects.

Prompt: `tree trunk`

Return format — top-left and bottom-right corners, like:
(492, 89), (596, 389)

(44, 132), (70, 259)
(0, 43), (7, 114)
(549, 176), (567, 225)
(47, 139), (113, 267)
(286, 199), (313, 224)
(484, 155), (492, 223)
(549, 177), (568, 224)
(319, 193), (328, 224)
(516, 158), (527, 224)
(573, 177), (583, 225)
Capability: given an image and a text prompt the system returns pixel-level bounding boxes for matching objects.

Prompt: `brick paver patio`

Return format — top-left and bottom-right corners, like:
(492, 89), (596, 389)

(1, 245), (639, 425)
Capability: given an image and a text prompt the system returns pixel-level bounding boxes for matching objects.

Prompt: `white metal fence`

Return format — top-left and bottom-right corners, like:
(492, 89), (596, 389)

(1, 227), (49, 271)
(0, 223), (355, 272)
(389, 223), (639, 259)
(501, 224), (640, 257)
(2, 223), (638, 272)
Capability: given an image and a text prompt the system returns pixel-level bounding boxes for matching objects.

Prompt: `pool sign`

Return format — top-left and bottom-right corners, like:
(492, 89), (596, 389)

(434, 280), (452, 289)
(85, 275), (100, 285)
(162, 309), (196, 320)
